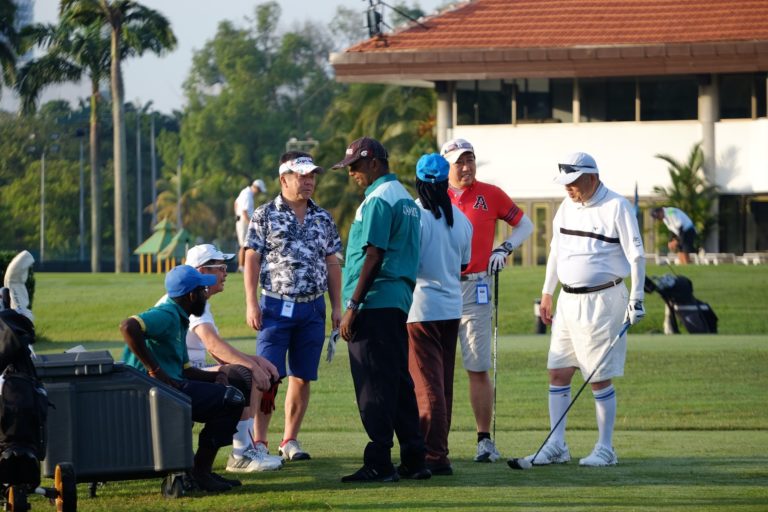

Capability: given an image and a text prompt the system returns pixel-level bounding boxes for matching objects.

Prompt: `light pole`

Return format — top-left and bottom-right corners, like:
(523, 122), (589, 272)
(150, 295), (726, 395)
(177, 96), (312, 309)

(150, 114), (158, 228)
(76, 128), (86, 261)
(136, 102), (143, 244)
(176, 153), (183, 229)
(29, 132), (59, 265)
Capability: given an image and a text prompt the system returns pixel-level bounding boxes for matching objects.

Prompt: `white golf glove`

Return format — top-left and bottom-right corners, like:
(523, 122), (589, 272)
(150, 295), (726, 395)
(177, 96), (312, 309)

(326, 329), (339, 363)
(625, 300), (645, 325)
(487, 242), (513, 275)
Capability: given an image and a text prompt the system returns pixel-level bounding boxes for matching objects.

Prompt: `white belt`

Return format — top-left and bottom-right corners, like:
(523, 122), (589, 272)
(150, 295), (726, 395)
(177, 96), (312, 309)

(262, 289), (324, 303)
(461, 271), (487, 282)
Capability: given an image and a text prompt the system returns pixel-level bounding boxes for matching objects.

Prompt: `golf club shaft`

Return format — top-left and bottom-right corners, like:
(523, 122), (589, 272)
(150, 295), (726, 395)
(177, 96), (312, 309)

(530, 320), (631, 462)
(492, 271), (499, 440)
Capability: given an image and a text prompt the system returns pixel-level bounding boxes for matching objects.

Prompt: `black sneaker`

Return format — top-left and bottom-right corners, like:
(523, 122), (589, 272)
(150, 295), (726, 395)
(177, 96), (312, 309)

(191, 470), (232, 492)
(426, 463), (453, 476)
(211, 472), (242, 487)
(396, 464), (432, 480)
(341, 465), (399, 483)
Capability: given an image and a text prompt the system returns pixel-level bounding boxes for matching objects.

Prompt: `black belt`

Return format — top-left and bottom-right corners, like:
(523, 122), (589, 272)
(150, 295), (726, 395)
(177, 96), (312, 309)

(562, 278), (622, 294)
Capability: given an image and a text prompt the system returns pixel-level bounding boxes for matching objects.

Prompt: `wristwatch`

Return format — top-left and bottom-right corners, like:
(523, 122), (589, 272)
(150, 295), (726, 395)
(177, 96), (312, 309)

(345, 299), (360, 312)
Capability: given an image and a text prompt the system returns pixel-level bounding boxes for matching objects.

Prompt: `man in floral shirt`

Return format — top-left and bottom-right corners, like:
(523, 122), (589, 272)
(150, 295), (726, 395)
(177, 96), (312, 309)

(244, 151), (342, 462)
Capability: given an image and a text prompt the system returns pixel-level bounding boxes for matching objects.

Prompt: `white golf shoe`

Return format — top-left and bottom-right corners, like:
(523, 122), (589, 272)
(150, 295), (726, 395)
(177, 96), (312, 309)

(474, 438), (501, 462)
(225, 445), (282, 473)
(525, 441), (571, 465)
(279, 439), (311, 461)
(579, 444), (618, 467)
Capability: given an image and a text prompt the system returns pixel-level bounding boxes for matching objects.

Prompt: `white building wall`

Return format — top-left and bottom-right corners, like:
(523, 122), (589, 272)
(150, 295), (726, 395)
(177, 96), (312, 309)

(453, 119), (768, 200)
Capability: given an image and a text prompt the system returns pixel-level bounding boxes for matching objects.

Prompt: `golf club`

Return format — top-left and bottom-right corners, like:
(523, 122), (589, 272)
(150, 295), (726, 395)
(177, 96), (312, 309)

(492, 271), (499, 441)
(507, 320), (631, 470)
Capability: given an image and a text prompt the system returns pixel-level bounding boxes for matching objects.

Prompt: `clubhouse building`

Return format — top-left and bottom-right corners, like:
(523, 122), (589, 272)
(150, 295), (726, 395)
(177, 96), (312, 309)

(331, 0), (768, 265)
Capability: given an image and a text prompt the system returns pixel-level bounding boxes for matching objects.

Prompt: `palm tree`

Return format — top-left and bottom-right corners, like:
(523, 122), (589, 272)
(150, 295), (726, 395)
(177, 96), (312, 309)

(0, 0), (19, 98)
(60, 0), (176, 272)
(17, 20), (110, 272)
(653, 142), (718, 249)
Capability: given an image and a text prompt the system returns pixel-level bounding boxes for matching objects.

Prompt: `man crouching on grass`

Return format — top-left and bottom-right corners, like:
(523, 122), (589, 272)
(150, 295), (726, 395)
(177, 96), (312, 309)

(121, 265), (247, 493)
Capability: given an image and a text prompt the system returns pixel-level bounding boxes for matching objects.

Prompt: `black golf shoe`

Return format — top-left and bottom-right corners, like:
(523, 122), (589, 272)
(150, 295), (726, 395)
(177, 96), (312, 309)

(341, 465), (399, 483)
(397, 463), (432, 480)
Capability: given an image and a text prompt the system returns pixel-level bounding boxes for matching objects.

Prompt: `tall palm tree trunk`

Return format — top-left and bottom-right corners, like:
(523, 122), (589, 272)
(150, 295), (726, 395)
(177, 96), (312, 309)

(89, 83), (102, 272)
(110, 25), (129, 272)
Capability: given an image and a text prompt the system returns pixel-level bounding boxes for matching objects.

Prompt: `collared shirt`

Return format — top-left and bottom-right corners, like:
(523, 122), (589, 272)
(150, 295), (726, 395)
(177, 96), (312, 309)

(343, 173), (421, 314)
(235, 186), (255, 218)
(542, 183), (646, 300)
(448, 180), (524, 274)
(122, 297), (192, 380)
(247, 195), (342, 297)
(662, 207), (695, 236)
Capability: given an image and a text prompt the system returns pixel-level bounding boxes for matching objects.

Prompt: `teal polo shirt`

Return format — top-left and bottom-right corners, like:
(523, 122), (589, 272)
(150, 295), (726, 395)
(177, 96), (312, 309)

(343, 173), (420, 314)
(122, 297), (191, 381)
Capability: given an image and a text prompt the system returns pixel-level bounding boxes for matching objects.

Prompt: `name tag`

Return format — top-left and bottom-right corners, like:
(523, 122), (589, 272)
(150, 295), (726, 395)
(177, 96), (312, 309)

(280, 300), (295, 318)
(476, 283), (489, 305)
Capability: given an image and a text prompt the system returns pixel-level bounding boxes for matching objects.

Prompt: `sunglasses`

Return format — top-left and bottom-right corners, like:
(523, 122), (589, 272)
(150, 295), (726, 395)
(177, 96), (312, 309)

(442, 141), (473, 154)
(200, 264), (227, 271)
(558, 163), (595, 174)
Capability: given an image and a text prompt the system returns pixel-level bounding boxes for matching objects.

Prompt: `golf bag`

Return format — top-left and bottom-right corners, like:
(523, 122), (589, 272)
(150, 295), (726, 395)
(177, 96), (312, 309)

(0, 305), (48, 488)
(644, 274), (718, 334)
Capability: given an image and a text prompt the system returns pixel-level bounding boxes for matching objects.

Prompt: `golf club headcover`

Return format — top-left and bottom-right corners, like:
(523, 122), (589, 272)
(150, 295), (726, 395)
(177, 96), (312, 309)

(625, 300), (645, 325)
(260, 378), (281, 415)
(222, 385), (245, 407)
(219, 363), (253, 403)
(3, 251), (35, 322)
(326, 329), (339, 363)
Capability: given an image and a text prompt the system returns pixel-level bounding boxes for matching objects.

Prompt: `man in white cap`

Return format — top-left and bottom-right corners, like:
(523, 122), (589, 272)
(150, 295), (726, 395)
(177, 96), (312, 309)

(244, 151), (342, 463)
(529, 151), (645, 467)
(440, 138), (533, 463)
(235, 179), (267, 272)
(181, 244), (283, 473)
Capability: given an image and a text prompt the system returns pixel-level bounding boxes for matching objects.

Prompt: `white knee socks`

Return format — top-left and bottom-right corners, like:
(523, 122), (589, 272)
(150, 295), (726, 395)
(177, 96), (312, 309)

(548, 385), (571, 446)
(593, 384), (616, 448)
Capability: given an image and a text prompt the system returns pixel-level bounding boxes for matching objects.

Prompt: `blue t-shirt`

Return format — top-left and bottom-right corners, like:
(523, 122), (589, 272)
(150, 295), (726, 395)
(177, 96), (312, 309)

(343, 173), (420, 314)
(122, 297), (191, 380)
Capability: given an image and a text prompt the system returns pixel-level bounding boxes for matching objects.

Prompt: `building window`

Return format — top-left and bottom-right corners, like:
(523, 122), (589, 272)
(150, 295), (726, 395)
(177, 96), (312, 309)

(639, 76), (698, 120)
(580, 78), (635, 122)
(720, 73), (768, 119)
(456, 80), (511, 125)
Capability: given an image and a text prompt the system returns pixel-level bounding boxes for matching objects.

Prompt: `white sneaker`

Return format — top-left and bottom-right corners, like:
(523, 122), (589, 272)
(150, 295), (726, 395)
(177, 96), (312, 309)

(579, 444), (618, 467)
(252, 442), (285, 466)
(279, 439), (311, 461)
(525, 441), (571, 465)
(474, 438), (501, 462)
(225, 446), (282, 473)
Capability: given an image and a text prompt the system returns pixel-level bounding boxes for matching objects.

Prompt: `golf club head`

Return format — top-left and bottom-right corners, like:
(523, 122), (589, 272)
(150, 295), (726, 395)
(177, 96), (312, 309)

(507, 457), (532, 470)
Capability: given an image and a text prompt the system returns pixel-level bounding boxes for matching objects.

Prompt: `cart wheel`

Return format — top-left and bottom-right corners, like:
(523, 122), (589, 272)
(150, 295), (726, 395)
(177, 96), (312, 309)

(7, 486), (29, 512)
(54, 463), (77, 512)
(161, 474), (184, 499)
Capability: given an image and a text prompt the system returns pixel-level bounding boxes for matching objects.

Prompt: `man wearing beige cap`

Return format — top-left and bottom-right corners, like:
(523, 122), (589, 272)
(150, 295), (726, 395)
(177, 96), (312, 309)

(235, 179), (267, 272)
(440, 137), (533, 463)
(244, 152), (342, 463)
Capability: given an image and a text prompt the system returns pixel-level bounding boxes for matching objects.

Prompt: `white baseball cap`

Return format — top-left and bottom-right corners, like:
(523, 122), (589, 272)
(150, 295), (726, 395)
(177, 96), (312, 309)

(554, 152), (599, 185)
(440, 138), (474, 164)
(185, 244), (235, 268)
(251, 179), (267, 192)
(278, 156), (324, 175)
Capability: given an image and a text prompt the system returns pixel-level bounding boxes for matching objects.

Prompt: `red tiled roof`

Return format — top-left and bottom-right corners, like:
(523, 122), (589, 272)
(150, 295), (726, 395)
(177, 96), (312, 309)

(347, 0), (768, 52)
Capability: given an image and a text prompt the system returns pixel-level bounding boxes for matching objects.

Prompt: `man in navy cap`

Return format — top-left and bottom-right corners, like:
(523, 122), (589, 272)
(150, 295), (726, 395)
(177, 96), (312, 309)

(121, 265), (247, 492)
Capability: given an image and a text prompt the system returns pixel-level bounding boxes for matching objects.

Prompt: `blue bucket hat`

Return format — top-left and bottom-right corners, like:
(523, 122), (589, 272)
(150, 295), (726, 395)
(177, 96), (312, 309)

(165, 265), (217, 298)
(416, 153), (449, 183)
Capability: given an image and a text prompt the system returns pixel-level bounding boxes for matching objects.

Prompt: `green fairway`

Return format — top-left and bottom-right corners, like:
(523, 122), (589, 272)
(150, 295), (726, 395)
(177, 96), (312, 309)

(20, 271), (768, 510)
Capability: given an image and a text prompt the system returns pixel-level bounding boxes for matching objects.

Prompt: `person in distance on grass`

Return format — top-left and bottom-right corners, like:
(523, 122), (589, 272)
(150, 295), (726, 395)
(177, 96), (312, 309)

(235, 179), (267, 271)
(406, 153), (473, 477)
(441, 137), (533, 463)
(651, 206), (697, 265)
(244, 151), (343, 463)
(532, 151), (646, 467)
(121, 265), (246, 492)
(333, 136), (430, 483)
(156, 244), (283, 473)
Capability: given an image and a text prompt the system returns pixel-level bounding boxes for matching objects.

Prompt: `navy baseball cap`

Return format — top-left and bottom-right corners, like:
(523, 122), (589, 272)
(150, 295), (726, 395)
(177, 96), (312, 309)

(165, 265), (217, 298)
(331, 137), (388, 169)
(416, 153), (449, 183)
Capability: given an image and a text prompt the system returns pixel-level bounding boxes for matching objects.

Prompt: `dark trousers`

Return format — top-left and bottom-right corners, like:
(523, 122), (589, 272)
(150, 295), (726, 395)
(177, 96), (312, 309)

(179, 380), (242, 451)
(348, 308), (426, 471)
(407, 319), (459, 466)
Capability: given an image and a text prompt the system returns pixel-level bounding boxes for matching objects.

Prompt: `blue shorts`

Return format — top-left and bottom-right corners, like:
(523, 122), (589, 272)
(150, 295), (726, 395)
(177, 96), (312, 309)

(256, 295), (326, 380)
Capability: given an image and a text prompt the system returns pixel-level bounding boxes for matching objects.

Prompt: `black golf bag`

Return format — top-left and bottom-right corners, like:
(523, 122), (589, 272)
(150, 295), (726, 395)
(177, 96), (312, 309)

(0, 306), (48, 489)
(644, 274), (718, 334)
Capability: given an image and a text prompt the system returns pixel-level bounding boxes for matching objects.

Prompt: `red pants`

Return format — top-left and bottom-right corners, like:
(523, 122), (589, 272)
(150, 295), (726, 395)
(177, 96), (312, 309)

(407, 319), (459, 466)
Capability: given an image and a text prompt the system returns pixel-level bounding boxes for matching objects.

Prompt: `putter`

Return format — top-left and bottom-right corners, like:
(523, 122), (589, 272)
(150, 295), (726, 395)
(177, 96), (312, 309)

(508, 320), (631, 470)
(492, 271), (499, 441)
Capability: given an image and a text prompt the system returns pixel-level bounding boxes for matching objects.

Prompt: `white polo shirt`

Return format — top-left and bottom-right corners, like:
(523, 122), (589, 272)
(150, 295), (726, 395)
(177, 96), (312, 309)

(543, 183), (645, 301)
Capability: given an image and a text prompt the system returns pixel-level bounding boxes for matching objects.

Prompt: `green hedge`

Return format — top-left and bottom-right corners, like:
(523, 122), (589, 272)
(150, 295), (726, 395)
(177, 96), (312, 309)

(0, 250), (35, 309)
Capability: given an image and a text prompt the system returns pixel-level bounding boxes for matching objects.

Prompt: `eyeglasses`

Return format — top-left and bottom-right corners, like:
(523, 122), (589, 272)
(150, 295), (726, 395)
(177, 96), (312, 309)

(200, 264), (227, 271)
(558, 163), (595, 174)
